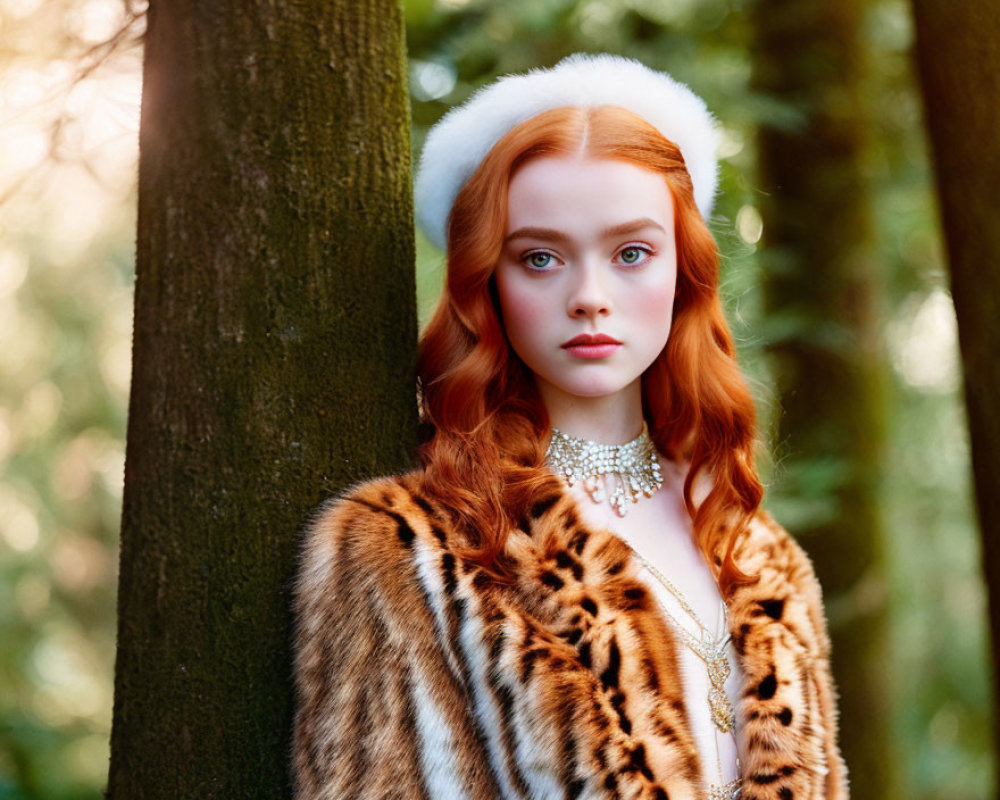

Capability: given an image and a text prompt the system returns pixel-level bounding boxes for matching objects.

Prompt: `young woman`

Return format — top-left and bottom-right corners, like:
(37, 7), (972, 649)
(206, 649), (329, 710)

(292, 54), (848, 800)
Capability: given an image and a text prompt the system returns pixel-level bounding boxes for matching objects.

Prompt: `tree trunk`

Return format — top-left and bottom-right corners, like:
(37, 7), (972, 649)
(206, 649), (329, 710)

(910, 0), (1000, 780)
(751, 1), (900, 796)
(107, 1), (416, 796)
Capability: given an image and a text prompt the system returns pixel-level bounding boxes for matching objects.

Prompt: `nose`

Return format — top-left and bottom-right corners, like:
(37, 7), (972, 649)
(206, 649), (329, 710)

(567, 259), (612, 319)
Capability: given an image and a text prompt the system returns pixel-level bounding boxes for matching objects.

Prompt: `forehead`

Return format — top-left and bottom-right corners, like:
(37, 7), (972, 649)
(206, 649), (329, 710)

(505, 156), (673, 233)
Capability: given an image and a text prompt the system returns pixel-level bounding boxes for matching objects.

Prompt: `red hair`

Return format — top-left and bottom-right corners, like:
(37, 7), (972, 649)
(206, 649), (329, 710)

(417, 105), (763, 595)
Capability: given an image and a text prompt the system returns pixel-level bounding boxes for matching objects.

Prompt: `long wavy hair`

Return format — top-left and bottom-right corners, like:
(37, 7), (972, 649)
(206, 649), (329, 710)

(417, 105), (763, 595)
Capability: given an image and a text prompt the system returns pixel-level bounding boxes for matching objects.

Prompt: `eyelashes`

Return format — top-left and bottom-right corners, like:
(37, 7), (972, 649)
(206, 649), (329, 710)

(519, 244), (655, 272)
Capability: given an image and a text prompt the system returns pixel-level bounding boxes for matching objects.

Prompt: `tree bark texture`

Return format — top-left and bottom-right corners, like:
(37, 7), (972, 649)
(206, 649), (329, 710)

(910, 0), (1000, 776)
(107, 1), (416, 797)
(751, 0), (899, 796)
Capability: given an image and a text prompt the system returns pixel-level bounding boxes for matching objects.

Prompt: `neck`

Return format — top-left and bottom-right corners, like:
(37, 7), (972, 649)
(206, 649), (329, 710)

(538, 378), (644, 444)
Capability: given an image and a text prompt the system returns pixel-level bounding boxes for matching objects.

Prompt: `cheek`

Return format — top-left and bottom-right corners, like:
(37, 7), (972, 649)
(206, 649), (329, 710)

(633, 281), (676, 333)
(504, 295), (548, 333)
(496, 275), (549, 345)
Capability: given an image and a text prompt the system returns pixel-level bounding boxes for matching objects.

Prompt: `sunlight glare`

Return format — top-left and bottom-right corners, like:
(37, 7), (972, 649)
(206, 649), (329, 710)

(1, 125), (50, 173)
(32, 632), (107, 723)
(43, 165), (114, 245)
(0, 0), (43, 15)
(717, 126), (744, 159)
(64, 0), (125, 44)
(736, 204), (763, 244)
(4, 504), (40, 552)
(2, 66), (47, 110)
(52, 534), (111, 593)
(889, 288), (959, 393)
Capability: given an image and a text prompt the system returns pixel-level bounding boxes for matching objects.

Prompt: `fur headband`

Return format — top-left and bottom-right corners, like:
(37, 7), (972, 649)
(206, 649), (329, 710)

(414, 52), (721, 251)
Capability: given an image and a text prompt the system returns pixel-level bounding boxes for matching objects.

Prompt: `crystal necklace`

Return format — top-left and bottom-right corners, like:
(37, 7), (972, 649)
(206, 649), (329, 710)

(544, 423), (663, 516)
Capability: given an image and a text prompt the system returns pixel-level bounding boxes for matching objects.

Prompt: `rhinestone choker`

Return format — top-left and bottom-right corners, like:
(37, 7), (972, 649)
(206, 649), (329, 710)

(545, 424), (663, 516)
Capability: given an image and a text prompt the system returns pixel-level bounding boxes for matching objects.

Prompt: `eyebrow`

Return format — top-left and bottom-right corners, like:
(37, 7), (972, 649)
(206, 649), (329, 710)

(504, 217), (668, 245)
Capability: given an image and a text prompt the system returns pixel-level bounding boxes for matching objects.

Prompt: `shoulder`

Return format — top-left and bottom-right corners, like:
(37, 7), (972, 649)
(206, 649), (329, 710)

(296, 469), (452, 604)
(735, 508), (822, 586)
(291, 472), (476, 796)
(729, 507), (832, 657)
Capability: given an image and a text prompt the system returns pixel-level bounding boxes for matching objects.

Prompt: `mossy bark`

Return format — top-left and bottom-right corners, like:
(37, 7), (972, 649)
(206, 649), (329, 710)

(751, 1), (899, 796)
(107, 1), (416, 796)
(910, 0), (1000, 775)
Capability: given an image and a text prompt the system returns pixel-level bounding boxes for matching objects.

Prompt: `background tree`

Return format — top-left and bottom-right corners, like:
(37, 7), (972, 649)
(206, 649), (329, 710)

(105, 0), (416, 796)
(909, 1), (1000, 785)
(750, 0), (900, 795)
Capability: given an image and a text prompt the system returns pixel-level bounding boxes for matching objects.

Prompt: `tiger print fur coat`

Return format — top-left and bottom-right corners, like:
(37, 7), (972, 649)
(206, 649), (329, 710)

(293, 470), (849, 800)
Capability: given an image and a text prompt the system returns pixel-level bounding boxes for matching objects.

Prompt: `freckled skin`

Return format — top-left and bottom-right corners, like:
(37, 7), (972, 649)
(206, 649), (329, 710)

(494, 156), (677, 427)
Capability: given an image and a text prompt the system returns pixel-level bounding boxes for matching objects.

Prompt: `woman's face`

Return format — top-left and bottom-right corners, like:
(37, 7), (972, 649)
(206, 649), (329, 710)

(494, 155), (677, 414)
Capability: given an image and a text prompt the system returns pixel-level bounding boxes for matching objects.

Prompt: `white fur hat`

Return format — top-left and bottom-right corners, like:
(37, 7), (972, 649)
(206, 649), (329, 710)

(414, 52), (721, 251)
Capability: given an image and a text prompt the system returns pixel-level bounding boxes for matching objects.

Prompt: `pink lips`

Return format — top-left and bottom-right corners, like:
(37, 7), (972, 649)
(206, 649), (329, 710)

(561, 332), (622, 359)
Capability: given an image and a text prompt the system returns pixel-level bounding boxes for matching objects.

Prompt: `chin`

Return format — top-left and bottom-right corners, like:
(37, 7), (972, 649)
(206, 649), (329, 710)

(534, 364), (644, 404)
(558, 379), (636, 399)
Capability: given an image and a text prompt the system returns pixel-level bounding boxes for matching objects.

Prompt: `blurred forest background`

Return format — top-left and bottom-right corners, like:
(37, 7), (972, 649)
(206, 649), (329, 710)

(0, 0), (993, 798)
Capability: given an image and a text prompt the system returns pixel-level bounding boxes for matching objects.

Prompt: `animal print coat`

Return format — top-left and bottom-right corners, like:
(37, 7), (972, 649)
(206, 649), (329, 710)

(292, 471), (849, 800)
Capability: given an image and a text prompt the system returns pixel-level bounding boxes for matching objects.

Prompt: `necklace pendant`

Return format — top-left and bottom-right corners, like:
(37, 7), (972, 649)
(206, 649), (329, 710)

(709, 687), (736, 733)
(708, 778), (743, 800)
(707, 655), (731, 686)
(612, 492), (629, 517)
(583, 475), (606, 503)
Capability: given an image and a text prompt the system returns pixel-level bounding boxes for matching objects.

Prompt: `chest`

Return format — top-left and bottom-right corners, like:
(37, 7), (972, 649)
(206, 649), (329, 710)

(565, 473), (724, 628)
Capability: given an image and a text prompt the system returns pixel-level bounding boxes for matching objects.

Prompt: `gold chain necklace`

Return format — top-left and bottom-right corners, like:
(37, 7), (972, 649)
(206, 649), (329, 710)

(629, 545), (743, 799)
(627, 545), (737, 735)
